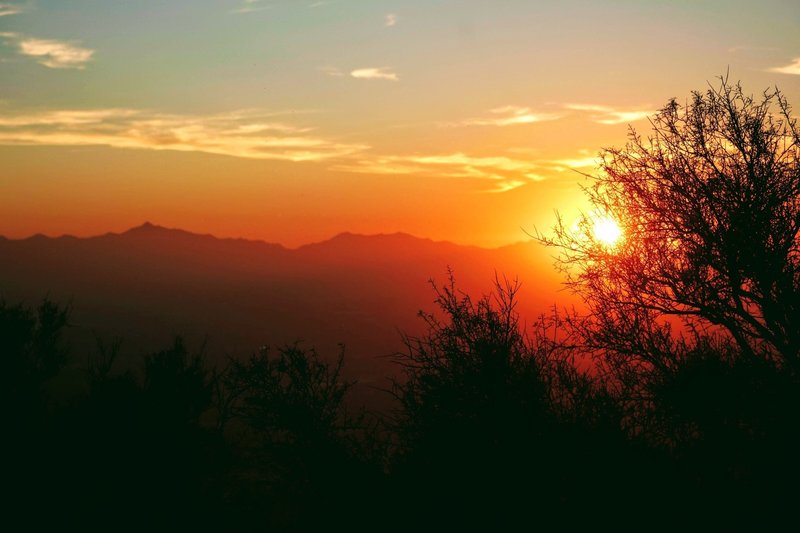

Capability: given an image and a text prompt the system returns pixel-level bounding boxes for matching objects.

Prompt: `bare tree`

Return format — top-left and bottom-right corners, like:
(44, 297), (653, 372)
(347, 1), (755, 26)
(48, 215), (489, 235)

(540, 77), (800, 377)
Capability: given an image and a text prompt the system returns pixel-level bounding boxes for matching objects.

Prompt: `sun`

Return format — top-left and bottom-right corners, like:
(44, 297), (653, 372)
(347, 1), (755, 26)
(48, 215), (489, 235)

(592, 215), (623, 247)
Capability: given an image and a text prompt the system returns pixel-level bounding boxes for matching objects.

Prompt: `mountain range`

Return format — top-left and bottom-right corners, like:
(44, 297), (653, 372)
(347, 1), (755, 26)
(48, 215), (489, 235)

(1, 223), (572, 400)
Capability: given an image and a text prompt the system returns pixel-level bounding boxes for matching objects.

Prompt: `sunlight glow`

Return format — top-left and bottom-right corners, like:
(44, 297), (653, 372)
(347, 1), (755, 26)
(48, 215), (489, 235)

(592, 215), (623, 247)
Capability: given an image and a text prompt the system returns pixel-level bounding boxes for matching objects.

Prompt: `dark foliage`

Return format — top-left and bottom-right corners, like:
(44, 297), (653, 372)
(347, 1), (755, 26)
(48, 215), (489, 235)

(388, 274), (637, 527)
(1, 298), (70, 403)
(211, 344), (383, 528)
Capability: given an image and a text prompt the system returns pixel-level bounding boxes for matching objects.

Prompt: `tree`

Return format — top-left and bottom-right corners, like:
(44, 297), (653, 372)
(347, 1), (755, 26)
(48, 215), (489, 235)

(214, 344), (374, 528)
(218, 344), (353, 447)
(1, 298), (70, 390)
(389, 273), (628, 528)
(540, 77), (800, 376)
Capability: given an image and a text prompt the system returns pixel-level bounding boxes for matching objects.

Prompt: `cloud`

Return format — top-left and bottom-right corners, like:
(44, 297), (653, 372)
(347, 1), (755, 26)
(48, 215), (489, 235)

(728, 44), (777, 53)
(767, 58), (800, 75)
(454, 105), (561, 127)
(350, 67), (398, 81)
(319, 65), (344, 77)
(332, 147), (609, 192)
(489, 180), (528, 193)
(0, 3), (21, 17)
(333, 152), (545, 193)
(231, 0), (269, 14)
(549, 156), (597, 169)
(385, 13), (397, 27)
(564, 103), (654, 125)
(0, 108), (368, 161)
(0, 109), (140, 127)
(3, 34), (95, 69)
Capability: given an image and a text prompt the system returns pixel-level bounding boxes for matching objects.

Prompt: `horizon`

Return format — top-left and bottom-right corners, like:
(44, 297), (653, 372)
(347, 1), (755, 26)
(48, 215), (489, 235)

(2, 1), (799, 246)
(0, 220), (541, 249)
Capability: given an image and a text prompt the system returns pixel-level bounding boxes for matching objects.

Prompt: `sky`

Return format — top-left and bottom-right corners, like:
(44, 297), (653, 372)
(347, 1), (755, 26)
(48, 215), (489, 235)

(1, 0), (799, 247)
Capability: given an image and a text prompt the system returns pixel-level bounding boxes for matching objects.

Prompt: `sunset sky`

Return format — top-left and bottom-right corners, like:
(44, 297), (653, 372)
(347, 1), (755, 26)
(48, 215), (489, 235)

(1, 0), (799, 247)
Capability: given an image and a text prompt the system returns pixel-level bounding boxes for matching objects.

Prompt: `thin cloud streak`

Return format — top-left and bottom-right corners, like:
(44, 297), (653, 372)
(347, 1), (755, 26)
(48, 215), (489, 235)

(0, 108), (367, 161)
(350, 67), (399, 81)
(565, 103), (654, 125)
(0, 109), (139, 127)
(768, 58), (800, 75)
(487, 180), (528, 193)
(231, 0), (269, 14)
(319, 65), (345, 77)
(454, 106), (561, 127)
(333, 152), (546, 193)
(548, 156), (598, 169)
(0, 3), (21, 17)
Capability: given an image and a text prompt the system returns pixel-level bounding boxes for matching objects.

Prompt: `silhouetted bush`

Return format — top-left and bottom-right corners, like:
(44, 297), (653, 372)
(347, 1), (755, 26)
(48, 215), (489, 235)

(1, 298), (70, 405)
(389, 274), (636, 527)
(209, 343), (383, 528)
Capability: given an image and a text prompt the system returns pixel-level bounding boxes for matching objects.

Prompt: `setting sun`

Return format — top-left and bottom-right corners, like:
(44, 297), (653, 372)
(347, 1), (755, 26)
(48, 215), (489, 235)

(592, 216), (623, 247)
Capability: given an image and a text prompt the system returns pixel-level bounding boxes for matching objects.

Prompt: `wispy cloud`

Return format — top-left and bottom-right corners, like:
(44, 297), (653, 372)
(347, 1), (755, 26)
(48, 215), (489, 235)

(18, 38), (94, 69)
(350, 67), (399, 81)
(564, 103), (653, 125)
(0, 2), (21, 17)
(0, 108), (368, 161)
(231, 0), (269, 14)
(545, 148), (600, 171)
(767, 57), (800, 75)
(0, 109), (140, 127)
(548, 156), (597, 169)
(1, 33), (95, 69)
(490, 180), (528, 193)
(510, 148), (600, 172)
(385, 13), (397, 27)
(319, 65), (345, 77)
(727, 44), (777, 53)
(332, 146), (606, 191)
(333, 152), (545, 193)
(454, 105), (561, 127)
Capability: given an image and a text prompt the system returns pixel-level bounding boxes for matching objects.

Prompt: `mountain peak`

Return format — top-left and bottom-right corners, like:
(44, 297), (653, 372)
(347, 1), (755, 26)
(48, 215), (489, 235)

(128, 221), (164, 232)
(121, 222), (194, 238)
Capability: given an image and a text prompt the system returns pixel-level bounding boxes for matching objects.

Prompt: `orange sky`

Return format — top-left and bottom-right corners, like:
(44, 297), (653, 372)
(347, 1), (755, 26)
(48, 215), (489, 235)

(1, 1), (799, 247)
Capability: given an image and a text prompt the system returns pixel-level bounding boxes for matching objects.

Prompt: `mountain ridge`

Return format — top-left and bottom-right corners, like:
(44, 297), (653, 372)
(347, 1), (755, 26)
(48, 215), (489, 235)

(0, 221), (568, 402)
(2, 222), (536, 252)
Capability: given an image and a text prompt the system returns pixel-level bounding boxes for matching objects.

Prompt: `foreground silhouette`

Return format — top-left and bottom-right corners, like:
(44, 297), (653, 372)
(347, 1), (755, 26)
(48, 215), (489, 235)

(5, 283), (797, 528)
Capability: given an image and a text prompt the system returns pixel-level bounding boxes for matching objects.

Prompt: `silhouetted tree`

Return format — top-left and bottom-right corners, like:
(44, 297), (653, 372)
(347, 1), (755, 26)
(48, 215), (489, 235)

(215, 344), (379, 528)
(67, 337), (224, 527)
(143, 336), (212, 428)
(540, 76), (800, 374)
(536, 77), (800, 524)
(390, 273), (631, 527)
(2, 299), (72, 525)
(1, 298), (70, 403)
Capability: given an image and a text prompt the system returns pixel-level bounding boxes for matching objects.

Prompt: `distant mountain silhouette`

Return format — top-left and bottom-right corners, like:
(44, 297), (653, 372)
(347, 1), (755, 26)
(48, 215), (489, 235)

(0, 224), (567, 402)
